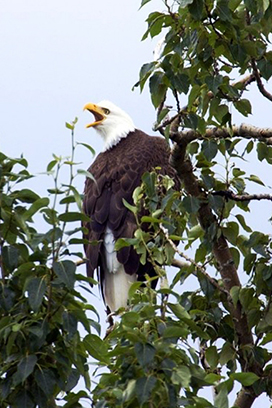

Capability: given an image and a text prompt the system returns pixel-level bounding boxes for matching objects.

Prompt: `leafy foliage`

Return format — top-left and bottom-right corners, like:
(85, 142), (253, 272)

(0, 122), (101, 407)
(137, 0), (272, 134)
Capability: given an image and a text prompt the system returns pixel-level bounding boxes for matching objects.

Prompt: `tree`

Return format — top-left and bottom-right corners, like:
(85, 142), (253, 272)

(1, 1), (272, 408)
(91, 1), (272, 407)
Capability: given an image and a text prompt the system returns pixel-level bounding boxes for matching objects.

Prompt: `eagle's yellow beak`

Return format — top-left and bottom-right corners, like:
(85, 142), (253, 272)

(83, 103), (106, 128)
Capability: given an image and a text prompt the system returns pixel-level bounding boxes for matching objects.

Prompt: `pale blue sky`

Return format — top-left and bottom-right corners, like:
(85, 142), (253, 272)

(0, 0), (161, 171)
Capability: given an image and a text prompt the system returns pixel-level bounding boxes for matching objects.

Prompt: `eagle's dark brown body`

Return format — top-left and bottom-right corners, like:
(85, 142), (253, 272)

(83, 129), (178, 311)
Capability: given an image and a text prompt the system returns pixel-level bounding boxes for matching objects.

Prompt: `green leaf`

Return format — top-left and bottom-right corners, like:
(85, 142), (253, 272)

(188, 0), (204, 20)
(76, 142), (96, 156)
(134, 342), (156, 367)
(257, 142), (268, 161)
(214, 104), (229, 124)
(179, 0), (194, 7)
(35, 368), (56, 397)
(121, 311), (141, 327)
(62, 184), (83, 210)
(163, 325), (188, 338)
(205, 75), (223, 94)
(66, 122), (74, 130)
(14, 390), (34, 408)
(216, 0), (233, 21)
(14, 188), (40, 203)
(201, 140), (218, 161)
(58, 211), (90, 222)
(235, 214), (252, 233)
(234, 99), (252, 117)
(182, 196), (200, 213)
(22, 198), (50, 221)
(83, 334), (109, 364)
(171, 73), (190, 94)
(205, 346), (219, 369)
(27, 277), (46, 312)
(214, 382), (228, 408)
(230, 247), (240, 268)
(63, 311), (78, 339)
(168, 303), (191, 320)
(222, 221), (239, 245)
(246, 174), (265, 186)
(171, 366), (191, 387)
(149, 71), (167, 108)
(13, 355), (37, 385)
(230, 286), (240, 308)
(122, 199), (137, 214)
(46, 160), (58, 172)
(53, 260), (76, 289)
(2, 245), (19, 272)
(231, 372), (259, 386)
(135, 62), (156, 91)
(140, 0), (151, 7)
(257, 58), (272, 80)
(136, 376), (157, 405)
(65, 369), (80, 392)
(77, 169), (96, 183)
(219, 342), (235, 365)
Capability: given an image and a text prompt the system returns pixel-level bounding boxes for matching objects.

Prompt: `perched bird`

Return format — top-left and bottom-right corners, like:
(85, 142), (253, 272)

(83, 100), (178, 314)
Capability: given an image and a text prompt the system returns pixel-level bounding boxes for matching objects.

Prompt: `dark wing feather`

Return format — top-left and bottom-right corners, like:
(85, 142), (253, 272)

(83, 130), (180, 282)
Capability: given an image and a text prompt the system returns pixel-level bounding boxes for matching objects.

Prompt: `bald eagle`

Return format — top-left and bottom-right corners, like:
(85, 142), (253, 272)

(83, 101), (179, 314)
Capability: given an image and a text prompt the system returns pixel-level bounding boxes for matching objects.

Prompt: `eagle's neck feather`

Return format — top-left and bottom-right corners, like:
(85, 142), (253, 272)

(95, 115), (135, 150)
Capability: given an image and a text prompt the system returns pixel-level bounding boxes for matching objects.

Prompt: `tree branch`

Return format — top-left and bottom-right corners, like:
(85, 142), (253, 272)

(172, 123), (272, 145)
(251, 58), (272, 102)
(169, 129), (263, 408)
(212, 190), (272, 202)
(160, 225), (228, 296)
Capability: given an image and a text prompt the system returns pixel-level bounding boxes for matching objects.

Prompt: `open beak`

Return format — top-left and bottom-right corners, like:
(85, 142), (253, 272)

(83, 103), (106, 128)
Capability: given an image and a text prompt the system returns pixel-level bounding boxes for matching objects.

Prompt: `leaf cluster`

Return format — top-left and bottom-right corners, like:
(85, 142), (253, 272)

(0, 128), (100, 407)
(137, 0), (272, 133)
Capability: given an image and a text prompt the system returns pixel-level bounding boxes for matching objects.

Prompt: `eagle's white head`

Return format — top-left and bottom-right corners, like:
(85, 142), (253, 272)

(83, 100), (135, 150)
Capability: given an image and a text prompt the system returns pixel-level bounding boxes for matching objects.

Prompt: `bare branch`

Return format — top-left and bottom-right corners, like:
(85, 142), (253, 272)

(171, 123), (272, 145)
(171, 258), (190, 269)
(212, 190), (272, 202)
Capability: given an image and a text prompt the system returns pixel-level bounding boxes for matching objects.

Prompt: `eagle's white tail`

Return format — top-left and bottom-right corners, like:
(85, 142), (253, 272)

(103, 227), (136, 312)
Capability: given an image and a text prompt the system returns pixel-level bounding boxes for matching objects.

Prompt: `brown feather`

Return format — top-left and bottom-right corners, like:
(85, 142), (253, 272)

(83, 129), (180, 301)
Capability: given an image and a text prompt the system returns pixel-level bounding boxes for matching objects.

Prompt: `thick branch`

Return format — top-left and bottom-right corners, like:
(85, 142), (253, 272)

(173, 123), (272, 145)
(234, 388), (257, 408)
(213, 190), (272, 202)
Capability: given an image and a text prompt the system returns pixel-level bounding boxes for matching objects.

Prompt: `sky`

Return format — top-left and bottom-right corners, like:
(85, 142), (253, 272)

(1, 1), (271, 406)
(0, 0), (161, 170)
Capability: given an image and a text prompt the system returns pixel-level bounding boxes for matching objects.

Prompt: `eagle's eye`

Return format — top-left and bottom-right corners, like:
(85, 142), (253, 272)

(103, 108), (110, 115)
